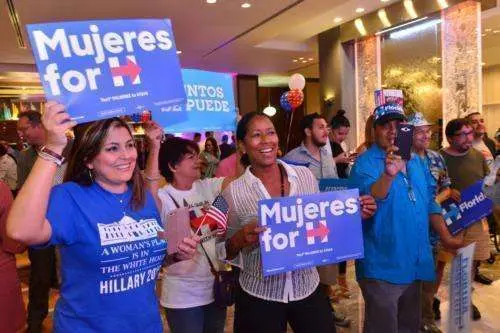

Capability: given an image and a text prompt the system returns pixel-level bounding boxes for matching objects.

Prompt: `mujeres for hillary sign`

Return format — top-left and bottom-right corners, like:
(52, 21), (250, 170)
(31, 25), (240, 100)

(258, 190), (364, 276)
(27, 19), (186, 123)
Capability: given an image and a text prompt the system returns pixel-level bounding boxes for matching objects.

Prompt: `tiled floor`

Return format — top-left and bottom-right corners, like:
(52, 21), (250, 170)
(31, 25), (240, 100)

(16, 247), (500, 332)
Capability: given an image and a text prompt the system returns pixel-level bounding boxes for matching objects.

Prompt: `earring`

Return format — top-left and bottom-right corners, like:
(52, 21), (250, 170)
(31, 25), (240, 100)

(88, 169), (94, 182)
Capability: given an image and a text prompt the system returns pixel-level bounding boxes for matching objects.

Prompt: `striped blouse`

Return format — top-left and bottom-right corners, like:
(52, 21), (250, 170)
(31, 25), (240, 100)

(220, 160), (320, 303)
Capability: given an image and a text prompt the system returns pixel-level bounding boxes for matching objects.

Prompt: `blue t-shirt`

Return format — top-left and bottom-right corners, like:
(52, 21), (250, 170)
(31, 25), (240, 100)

(349, 145), (440, 284)
(46, 182), (166, 333)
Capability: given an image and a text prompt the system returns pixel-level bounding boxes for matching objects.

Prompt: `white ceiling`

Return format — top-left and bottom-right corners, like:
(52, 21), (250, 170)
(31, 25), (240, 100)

(0, 0), (399, 92)
(0, 0), (498, 93)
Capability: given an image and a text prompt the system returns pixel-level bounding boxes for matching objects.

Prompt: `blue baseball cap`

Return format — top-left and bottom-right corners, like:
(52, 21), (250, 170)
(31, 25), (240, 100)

(373, 103), (406, 126)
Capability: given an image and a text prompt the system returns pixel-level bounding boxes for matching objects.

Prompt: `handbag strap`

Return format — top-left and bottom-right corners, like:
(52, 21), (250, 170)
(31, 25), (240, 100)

(166, 191), (182, 209)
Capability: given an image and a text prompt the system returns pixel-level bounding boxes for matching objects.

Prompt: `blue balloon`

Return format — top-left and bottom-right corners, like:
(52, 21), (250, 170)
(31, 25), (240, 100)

(280, 91), (292, 112)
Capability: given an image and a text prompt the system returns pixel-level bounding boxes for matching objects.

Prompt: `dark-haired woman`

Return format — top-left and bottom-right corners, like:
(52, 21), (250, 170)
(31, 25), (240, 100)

(144, 123), (231, 333)
(200, 137), (220, 179)
(7, 102), (198, 333)
(330, 110), (355, 179)
(222, 112), (364, 333)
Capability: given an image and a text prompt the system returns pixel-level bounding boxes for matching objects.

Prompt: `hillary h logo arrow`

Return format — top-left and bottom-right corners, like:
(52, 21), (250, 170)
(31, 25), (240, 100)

(306, 221), (329, 245)
(109, 56), (142, 86)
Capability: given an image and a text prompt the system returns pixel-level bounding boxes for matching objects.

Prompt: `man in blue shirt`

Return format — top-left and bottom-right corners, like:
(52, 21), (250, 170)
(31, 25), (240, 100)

(350, 103), (441, 333)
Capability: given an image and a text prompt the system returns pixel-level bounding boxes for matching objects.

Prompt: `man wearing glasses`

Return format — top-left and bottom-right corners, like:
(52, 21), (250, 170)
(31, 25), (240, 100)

(441, 118), (491, 321)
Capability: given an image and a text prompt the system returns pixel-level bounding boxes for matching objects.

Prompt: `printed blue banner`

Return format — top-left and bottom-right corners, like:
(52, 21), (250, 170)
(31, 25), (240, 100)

(441, 181), (494, 235)
(449, 243), (475, 333)
(319, 178), (351, 192)
(27, 19), (186, 124)
(158, 69), (236, 132)
(258, 190), (364, 277)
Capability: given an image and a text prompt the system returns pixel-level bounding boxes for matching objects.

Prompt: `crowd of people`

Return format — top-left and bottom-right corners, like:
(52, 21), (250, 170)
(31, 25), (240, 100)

(0, 99), (499, 333)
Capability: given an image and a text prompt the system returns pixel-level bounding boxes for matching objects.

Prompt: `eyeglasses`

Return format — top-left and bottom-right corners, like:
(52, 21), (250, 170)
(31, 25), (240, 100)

(453, 130), (474, 139)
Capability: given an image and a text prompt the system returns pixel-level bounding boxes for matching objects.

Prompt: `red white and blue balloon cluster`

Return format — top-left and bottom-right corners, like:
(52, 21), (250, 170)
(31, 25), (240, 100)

(280, 74), (305, 112)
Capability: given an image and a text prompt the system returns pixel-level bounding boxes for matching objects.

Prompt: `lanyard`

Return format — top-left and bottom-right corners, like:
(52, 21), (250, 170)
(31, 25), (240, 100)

(401, 172), (416, 203)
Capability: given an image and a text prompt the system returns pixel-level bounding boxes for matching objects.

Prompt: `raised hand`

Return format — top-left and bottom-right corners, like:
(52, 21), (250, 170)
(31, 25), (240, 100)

(144, 121), (164, 151)
(42, 101), (76, 151)
(384, 146), (404, 178)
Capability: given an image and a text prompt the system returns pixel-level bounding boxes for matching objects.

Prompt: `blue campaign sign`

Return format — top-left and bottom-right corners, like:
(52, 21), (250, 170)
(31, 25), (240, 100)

(27, 19), (186, 124)
(258, 190), (364, 277)
(157, 69), (236, 132)
(442, 181), (494, 235)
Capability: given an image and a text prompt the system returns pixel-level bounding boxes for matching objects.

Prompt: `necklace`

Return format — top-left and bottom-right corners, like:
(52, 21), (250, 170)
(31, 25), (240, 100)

(96, 182), (131, 215)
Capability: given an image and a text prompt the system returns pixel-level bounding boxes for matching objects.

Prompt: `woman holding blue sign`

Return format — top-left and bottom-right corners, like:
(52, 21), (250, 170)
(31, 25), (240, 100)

(221, 112), (376, 333)
(144, 123), (232, 333)
(6, 102), (198, 333)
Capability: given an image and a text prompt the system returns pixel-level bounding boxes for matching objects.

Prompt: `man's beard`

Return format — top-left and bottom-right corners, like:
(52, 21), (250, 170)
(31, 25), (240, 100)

(312, 135), (327, 147)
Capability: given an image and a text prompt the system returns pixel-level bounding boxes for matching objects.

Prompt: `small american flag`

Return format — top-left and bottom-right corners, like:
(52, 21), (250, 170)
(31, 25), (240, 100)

(204, 195), (229, 235)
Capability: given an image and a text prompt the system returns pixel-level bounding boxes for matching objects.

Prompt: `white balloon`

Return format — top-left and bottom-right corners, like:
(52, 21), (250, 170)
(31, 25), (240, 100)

(263, 106), (277, 117)
(288, 73), (306, 90)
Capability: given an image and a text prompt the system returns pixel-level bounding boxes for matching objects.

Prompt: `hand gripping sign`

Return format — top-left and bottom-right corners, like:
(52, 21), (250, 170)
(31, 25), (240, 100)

(27, 19), (186, 124)
(258, 189), (364, 277)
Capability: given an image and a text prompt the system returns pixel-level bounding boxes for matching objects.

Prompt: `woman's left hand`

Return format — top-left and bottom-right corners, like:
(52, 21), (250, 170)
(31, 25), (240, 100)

(144, 121), (164, 151)
(175, 235), (201, 261)
(359, 195), (377, 219)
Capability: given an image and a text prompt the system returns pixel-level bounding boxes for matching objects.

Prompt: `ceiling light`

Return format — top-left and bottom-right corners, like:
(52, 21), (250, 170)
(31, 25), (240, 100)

(482, 33), (486, 37)
(292, 59), (298, 62)
(436, 0), (449, 9)
(355, 18), (367, 36)
(378, 9), (391, 28)
(206, 0), (216, 3)
(485, 28), (492, 32)
(334, 17), (343, 23)
(241, 2), (251, 8)
(404, 0), (418, 19)
(376, 16), (428, 35)
(481, 62), (486, 66)
(176, 50), (182, 54)
(302, 60), (308, 63)
(494, 30), (500, 34)
(356, 7), (365, 13)
(263, 106), (277, 117)
(299, 57), (304, 60)
(308, 58), (313, 61)
(390, 19), (442, 39)
(381, 0), (390, 2)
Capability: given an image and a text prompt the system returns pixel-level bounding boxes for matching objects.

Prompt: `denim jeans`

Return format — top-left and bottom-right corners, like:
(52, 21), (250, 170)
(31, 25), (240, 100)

(165, 302), (226, 333)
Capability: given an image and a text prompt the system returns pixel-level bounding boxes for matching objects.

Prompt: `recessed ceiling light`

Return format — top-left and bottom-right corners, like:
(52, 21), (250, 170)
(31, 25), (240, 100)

(485, 28), (492, 32)
(206, 0), (216, 3)
(292, 59), (298, 62)
(308, 58), (313, 61)
(381, 0), (390, 2)
(302, 60), (308, 63)
(241, 2), (251, 8)
(334, 17), (343, 23)
(176, 50), (182, 54)
(494, 30), (500, 34)
(356, 7), (365, 13)
(299, 57), (304, 60)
